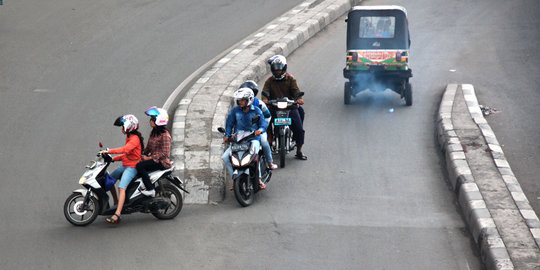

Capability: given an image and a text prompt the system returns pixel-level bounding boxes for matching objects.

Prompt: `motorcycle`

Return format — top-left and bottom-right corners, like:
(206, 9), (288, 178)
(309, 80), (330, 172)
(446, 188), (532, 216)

(262, 91), (305, 168)
(218, 127), (272, 207)
(63, 143), (189, 226)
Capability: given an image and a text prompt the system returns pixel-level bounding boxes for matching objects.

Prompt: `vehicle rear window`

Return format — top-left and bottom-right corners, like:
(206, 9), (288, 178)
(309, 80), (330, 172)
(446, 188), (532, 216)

(359, 16), (395, 38)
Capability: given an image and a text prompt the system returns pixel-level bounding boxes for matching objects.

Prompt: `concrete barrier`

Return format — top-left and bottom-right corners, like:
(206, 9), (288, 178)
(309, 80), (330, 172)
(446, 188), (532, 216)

(169, 0), (355, 204)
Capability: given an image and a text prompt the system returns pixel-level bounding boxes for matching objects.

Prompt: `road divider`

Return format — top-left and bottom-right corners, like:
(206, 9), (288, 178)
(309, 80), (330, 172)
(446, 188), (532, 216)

(437, 84), (540, 269)
(166, 0), (357, 204)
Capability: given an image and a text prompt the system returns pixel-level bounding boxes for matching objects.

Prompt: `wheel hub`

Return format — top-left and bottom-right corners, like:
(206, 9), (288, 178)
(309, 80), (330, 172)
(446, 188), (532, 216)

(73, 201), (88, 216)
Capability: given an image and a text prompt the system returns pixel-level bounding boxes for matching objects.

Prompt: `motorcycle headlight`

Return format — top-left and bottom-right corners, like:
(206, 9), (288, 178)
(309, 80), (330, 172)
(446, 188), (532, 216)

(240, 154), (252, 166)
(277, 102), (288, 109)
(231, 156), (240, 167)
(79, 176), (87, 185)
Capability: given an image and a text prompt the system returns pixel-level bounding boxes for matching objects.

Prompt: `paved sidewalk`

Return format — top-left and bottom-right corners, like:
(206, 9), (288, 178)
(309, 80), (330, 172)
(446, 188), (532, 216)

(169, 0), (354, 204)
(437, 84), (540, 270)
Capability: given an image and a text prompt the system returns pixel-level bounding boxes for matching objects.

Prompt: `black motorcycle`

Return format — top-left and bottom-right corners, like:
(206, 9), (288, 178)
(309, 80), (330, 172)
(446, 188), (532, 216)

(262, 91), (304, 168)
(218, 128), (272, 207)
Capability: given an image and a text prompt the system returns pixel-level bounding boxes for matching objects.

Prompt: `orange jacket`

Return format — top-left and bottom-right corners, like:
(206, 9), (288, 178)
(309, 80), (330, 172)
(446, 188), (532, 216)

(108, 135), (142, 168)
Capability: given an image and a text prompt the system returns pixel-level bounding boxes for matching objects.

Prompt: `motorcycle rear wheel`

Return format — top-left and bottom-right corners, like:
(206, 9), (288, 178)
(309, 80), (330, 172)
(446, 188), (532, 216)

(64, 193), (100, 226)
(279, 132), (286, 168)
(234, 175), (254, 207)
(152, 183), (183, 220)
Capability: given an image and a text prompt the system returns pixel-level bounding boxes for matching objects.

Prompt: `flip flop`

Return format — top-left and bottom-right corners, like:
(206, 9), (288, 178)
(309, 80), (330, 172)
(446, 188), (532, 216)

(259, 180), (266, 190)
(106, 213), (121, 224)
(295, 152), (308, 160)
(268, 163), (278, 170)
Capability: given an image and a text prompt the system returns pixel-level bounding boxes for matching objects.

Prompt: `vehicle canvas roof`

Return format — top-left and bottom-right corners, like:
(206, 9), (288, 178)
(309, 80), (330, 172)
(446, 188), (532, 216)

(351, 5), (408, 17)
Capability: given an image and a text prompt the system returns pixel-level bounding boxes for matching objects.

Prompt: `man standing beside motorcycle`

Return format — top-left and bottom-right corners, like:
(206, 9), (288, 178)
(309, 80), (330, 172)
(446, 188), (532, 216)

(222, 88), (268, 189)
(262, 55), (307, 160)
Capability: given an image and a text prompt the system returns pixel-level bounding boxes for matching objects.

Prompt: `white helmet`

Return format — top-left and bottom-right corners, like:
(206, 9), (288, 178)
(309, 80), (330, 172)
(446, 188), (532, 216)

(114, 114), (139, 133)
(234, 87), (255, 107)
(145, 106), (169, 126)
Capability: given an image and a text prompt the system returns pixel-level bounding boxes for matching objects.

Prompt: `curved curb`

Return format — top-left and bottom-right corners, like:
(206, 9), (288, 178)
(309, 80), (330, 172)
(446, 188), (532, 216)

(437, 84), (540, 269)
(169, 0), (356, 204)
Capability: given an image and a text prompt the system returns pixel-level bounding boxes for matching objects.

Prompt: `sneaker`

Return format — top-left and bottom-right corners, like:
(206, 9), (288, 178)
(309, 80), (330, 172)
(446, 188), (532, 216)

(141, 189), (156, 197)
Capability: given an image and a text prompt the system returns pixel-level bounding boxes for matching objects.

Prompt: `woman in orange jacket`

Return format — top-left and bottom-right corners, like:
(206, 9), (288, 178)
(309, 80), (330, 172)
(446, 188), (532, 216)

(100, 114), (144, 224)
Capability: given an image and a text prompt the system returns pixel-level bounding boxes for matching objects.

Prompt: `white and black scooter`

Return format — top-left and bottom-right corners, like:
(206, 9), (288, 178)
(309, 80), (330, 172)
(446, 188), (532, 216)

(63, 143), (189, 226)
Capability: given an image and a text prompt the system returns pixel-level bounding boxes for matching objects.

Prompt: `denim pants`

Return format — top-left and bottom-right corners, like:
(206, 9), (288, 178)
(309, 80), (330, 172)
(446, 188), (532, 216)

(110, 165), (138, 190)
(260, 132), (273, 163)
(222, 140), (261, 178)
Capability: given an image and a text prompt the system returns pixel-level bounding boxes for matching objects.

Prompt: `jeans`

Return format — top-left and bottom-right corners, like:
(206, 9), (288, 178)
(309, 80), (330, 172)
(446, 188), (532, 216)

(260, 132), (273, 163)
(110, 165), (138, 190)
(222, 140), (261, 178)
(136, 159), (165, 191)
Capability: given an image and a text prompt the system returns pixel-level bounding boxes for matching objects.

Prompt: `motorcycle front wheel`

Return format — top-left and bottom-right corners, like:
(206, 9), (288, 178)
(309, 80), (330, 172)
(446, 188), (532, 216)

(152, 183), (183, 220)
(64, 193), (100, 226)
(234, 175), (254, 207)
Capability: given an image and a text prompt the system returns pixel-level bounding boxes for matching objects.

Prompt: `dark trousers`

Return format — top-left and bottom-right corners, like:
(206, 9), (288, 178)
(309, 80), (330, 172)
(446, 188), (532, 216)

(136, 159), (165, 191)
(270, 107), (305, 146)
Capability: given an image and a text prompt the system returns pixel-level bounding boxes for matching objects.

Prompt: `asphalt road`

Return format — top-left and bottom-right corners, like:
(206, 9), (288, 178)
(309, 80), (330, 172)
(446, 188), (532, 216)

(0, 0), (306, 269)
(1, 0), (538, 269)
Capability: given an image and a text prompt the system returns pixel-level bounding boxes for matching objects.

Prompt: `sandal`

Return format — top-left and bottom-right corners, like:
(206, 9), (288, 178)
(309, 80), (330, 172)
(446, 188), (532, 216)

(106, 213), (121, 224)
(259, 179), (266, 190)
(268, 163), (278, 170)
(295, 152), (308, 160)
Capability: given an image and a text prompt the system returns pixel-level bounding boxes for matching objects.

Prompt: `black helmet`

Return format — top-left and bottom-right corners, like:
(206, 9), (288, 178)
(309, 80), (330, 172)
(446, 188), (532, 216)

(239, 80), (259, 96)
(268, 55), (287, 80)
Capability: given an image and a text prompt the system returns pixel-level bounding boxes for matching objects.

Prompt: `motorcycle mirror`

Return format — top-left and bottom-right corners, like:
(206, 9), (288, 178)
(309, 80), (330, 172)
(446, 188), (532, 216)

(261, 91), (270, 99)
(296, 92), (305, 98)
(217, 127), (226, 133)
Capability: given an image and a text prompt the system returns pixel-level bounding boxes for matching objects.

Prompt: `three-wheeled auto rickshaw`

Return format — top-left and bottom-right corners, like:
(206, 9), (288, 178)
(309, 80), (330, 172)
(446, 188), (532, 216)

(343, 5), (412, 105)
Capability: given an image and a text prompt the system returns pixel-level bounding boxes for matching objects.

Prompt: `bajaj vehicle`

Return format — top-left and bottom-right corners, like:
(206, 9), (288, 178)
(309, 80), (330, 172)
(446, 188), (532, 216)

(343, 5), (413, 105)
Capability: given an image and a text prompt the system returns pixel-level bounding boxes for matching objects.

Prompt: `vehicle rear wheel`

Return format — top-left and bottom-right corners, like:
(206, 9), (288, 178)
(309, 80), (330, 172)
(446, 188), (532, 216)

(344, 82), (352, 105)
(279, 133), (286, 168)
(152, 183), (183, 219)
(234, 175), (254, 207)
(404, 83), (412, 106)
(64, 193), (100, 226)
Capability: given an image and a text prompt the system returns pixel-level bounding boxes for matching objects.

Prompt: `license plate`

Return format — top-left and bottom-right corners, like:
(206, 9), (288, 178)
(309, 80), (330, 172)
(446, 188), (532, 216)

(231, 144), (249, 152)
(274, 118), (291, 125)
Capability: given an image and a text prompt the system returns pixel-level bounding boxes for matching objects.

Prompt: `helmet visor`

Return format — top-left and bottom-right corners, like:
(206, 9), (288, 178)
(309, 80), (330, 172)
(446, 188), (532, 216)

(270, 62), (285, 71)
(145, 107), (160, 117)
(114, 116), (125, 127)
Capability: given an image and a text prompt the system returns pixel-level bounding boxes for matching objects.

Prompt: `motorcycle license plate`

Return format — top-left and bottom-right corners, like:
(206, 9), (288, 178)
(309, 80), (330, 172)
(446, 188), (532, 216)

(274, 118), (291, 125)
(231, 144), (249, 152)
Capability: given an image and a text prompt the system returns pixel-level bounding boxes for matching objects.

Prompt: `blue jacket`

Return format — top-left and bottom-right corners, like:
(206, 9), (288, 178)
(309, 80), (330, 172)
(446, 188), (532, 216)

(225, 105), (267, 141)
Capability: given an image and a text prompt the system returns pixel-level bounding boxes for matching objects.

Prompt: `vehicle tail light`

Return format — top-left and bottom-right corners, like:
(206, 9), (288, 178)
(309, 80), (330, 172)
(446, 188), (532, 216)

(277, 102), (288, 109)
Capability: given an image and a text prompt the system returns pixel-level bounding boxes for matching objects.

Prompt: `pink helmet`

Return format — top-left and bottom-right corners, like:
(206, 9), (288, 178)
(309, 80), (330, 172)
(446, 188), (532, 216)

(145, 106), (169, 126)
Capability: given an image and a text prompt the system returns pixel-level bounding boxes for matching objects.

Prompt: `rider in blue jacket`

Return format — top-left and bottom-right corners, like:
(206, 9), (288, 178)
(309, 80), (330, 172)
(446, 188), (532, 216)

(239, 80), (278, 170)
(222, 87), (268, 189)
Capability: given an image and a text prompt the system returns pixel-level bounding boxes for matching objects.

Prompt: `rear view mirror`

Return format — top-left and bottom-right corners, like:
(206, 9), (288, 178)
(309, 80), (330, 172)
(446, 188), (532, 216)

(262, 91), (270, 99)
